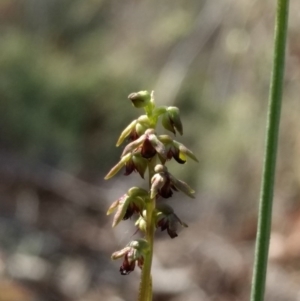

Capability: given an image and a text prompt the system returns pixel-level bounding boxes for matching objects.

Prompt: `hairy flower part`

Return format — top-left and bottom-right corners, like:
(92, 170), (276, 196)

(158, 135), (198, 164)
(111, 239), (149, 275)
(116, 115), (152, 147)
(150, 164), (195, 199)
(128, 91), (151, 108)
(107, 187), (148, 227)
(161, 107), (183, 136)
(155, 204), (188, 238)
(122, 129), (167, 160)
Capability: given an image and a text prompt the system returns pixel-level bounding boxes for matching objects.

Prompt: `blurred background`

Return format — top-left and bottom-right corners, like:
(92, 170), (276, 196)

(1, 0), (300, 300)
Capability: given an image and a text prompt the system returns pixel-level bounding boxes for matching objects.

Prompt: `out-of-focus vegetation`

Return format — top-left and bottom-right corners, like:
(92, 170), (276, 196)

(1, 0), (300, 301)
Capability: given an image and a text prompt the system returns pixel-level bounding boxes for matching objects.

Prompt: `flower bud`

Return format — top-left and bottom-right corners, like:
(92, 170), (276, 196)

(150, 165), (170, 198)
(135, 210), (147, 233)
(135, 122), (148, 137)
(161, 106), (183, 135)
(128, 91), (151, 108)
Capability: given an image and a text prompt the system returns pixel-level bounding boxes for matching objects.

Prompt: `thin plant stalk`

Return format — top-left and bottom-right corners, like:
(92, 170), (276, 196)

(250, 1), (289, 301)
(139, 157), (157, 301)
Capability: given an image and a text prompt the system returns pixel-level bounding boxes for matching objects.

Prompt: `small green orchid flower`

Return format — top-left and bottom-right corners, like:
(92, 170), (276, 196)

(107, 187), (148, 227)
(104, 151), (148, 179)
(158, 135), (199, 164)
(111, 239), (149, 275)
(121, 129), (167, 160)
(155, 204), (188, 238)
(116, 115), (152, 147)
(150, 164), (195, 199)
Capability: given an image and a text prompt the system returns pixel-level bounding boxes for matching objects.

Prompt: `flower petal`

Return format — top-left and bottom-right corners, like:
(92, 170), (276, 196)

(111, 246), (131, 260)
(128, 187), (149, 198)
(128, 91), (151, 108)
(121, 135), (145, 157)
(111, 196), (131, 227)
(124, 158), (135, 176)
(170, 174), (195, 198)
(104, 153), (131, 179)
(120, 255), (136, 275)
(167, 228), (178, 239)
(106, 199), (120, 215)
(162, 113), (176, 134)
(177, 143), (199, 162)
(141, 138), (157, 158)
(171, 146), (186, 164)
(116, 120), (137, 146)
(148, 134), (167, 159)
(160, 181), (173, 198)
(111, 192), (146, 227)
(132, 154), (148, 178)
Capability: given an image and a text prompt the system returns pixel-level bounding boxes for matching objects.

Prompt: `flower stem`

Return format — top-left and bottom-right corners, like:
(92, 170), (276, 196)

(250, 1), (289, 301)
(139, 157), (156, 301)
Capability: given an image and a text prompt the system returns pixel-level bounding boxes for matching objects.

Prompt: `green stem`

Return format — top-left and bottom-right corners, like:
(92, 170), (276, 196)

(250, 1), (289, 301)
(139, 157), (156, 301)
